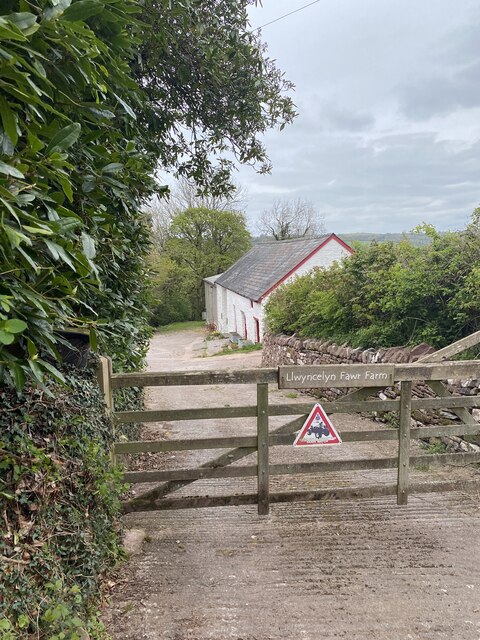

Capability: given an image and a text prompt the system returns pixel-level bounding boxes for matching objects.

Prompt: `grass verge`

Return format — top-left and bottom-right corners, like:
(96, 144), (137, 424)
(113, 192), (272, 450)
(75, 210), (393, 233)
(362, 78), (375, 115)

(156, 320), (205, 333)
(211, 343), (263, 356)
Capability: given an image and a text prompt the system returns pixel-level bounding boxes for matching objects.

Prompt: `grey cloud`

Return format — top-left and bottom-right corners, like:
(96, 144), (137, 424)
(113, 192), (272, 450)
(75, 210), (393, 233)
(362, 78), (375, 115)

(400, 61), (480, 120)
(240, 127), (480, 233)
(320, 104), (375, 132)
(399, 11), (480, 120)
(438, 21), (480, 67)
(240, 0), (480, 234)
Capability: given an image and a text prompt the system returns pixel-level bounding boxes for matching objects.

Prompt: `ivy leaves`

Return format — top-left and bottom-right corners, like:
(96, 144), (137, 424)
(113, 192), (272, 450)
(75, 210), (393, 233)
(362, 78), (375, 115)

(0, 362), (124, 635)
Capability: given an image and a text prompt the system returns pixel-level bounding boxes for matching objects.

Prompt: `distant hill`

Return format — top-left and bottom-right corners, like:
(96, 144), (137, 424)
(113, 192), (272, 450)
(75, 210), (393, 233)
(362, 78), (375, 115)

(337, 232), (432, 247)
(253, 233), (432, 247)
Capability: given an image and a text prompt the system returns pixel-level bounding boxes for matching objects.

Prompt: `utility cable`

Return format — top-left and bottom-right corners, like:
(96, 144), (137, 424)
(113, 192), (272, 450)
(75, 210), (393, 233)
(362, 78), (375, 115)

(253, 0), (322, 31)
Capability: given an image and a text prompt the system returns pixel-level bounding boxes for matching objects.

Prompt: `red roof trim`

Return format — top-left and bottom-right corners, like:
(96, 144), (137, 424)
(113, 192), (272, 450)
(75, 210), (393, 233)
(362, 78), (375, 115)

(258, 234), (354, 301)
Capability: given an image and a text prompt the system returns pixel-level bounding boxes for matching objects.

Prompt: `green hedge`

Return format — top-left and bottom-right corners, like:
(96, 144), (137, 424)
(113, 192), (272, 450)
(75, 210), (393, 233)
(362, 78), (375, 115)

(0, 0), (157, 389)
(265, 215), (480, 349)
(0, 358), (124, 639)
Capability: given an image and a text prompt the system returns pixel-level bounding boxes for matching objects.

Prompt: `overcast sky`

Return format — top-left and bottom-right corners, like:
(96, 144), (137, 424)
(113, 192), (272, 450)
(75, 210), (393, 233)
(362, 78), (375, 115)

(238, 0), (480, 233)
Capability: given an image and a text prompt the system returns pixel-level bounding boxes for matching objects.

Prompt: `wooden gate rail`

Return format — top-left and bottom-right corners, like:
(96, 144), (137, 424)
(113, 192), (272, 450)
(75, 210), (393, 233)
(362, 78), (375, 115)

(113, 396), (480, 425)
(110, 368), (277, 388)
(128, 480), (480, 512)
(122, 452), (480, 484)
(111, 360), (480, 389)
(115, 423), (480, 456)
(98, 357), (480, 515)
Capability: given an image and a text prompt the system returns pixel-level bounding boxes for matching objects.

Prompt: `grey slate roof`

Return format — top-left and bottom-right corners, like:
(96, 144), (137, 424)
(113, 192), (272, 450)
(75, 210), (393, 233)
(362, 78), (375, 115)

(214, 235), (331, 301)
(204, 274), (221, 285)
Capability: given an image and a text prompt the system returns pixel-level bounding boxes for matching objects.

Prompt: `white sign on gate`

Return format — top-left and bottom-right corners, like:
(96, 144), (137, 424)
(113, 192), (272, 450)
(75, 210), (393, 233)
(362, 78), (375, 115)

(293, 403), (342, 447)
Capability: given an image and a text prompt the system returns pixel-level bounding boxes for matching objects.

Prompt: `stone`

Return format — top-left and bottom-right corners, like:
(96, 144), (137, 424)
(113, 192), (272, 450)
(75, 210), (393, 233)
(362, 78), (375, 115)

(263, 333), (480, 401)
(439, 410), (459, 421)
(376, 348), (387, 362)
(409, 342), (435, 361)
(123, 528), (146, 556)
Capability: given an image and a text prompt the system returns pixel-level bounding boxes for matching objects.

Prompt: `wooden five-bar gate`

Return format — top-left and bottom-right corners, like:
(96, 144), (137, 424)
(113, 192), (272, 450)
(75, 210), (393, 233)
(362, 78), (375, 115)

(97, 333), (480, 515)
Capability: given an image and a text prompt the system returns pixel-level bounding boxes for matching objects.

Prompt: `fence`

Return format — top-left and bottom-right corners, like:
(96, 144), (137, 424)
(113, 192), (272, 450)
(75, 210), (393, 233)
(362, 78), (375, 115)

(97, 342), (480, 515)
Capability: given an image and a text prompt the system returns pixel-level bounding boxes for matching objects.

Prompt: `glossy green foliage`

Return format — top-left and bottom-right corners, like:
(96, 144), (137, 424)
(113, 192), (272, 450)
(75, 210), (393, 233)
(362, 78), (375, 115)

(265, 213), (480, 349)
(0, 0), (158, 387)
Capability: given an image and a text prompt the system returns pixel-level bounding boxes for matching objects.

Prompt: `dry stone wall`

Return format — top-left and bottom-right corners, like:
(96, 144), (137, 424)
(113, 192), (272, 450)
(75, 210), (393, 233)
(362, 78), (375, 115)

(262, 334), (480, 433)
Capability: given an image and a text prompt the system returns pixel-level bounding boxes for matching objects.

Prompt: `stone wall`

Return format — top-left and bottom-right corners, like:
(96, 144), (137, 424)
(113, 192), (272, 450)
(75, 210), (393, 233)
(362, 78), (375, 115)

(262, 334), (480, 431)
(262, 333), (437, 368)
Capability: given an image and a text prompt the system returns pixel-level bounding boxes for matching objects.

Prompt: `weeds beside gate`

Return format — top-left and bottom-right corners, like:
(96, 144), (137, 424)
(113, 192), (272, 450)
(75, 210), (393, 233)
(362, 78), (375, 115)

(97, 333), (480, 515)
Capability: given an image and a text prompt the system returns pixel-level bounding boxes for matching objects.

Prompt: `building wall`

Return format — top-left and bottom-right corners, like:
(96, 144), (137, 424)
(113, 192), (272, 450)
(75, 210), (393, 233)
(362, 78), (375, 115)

(204, 282), (217, 325)
(210, 238), (352, 342)
(263, 237), (352, 295)
(215, 286), (263, 341)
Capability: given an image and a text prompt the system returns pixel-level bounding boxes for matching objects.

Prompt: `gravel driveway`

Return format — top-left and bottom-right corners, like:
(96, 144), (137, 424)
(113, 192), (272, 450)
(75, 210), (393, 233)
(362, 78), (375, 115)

(106, 327), (480, 640)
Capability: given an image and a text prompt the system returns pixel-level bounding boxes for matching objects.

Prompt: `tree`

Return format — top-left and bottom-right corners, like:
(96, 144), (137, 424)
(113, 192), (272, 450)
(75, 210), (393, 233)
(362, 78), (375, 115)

(264, 210), (480, 349)
(147, 178), (247, 249)
(147, 253), (194, 326)
(0, 0), (295, 388)
(161, 177), (247, 214)
(256, 199), (326, 240)
(165, 207), (251, 317)
(137, 0), (296, 195)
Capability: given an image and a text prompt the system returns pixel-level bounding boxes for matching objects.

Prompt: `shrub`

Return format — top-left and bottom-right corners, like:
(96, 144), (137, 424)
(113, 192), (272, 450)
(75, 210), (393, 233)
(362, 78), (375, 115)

(265, 214), (480, 349)
(0, 0), (159, 389)
(0, 358), (124, 638)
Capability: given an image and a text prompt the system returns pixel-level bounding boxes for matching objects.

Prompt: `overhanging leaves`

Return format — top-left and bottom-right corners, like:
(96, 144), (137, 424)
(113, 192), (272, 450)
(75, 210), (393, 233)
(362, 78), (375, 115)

(0, 0), (294, 396)
(45, 123), (81, 155)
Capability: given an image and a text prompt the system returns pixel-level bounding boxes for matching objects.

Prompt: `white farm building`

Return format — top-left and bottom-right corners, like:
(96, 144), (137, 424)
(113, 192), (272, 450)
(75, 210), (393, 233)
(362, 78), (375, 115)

(204, 234), (353, 343)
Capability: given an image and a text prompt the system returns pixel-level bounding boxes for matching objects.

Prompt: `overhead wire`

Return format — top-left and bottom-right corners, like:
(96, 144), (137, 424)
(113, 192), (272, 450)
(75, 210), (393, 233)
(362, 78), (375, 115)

(253, 0), (322, 31)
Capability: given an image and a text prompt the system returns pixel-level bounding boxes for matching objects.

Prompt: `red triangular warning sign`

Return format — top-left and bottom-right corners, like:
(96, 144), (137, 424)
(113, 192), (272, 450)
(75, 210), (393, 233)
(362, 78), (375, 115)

(293, 403), (342, 447)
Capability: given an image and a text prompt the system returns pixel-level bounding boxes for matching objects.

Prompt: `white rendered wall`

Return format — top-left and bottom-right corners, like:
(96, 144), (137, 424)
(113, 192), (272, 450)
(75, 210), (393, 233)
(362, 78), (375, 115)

(227, 289), (262, 342)
(283, 238), (350, 282)
(204, 283), (217, 325)
(214, 286), (262, 341)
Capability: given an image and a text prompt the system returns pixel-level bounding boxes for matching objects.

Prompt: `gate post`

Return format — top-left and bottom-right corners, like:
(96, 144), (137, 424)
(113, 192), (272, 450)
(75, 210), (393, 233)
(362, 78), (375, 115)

(397, 380), (412, 505)
(257, 382), (270, 515)
(97, 356), (116, 465)
(97, 356), (114, 412)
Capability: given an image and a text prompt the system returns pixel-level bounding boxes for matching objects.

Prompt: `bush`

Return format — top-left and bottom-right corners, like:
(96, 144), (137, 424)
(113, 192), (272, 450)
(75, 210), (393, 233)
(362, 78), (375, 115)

(0, 358), (124, 638)
(265, 214), (480, 349)
(0, 0), (160, 390)
(147, 255), (194, 328)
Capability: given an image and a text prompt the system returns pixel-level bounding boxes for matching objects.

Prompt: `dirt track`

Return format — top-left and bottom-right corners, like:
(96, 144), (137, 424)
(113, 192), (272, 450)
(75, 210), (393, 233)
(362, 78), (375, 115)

(106, 327), (480, 640)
